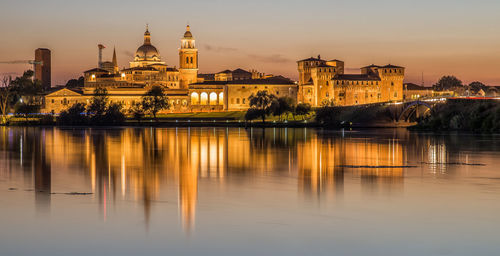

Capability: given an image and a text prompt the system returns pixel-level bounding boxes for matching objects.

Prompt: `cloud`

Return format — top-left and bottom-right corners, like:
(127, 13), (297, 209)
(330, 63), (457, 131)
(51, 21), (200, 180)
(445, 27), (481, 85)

(203, 44), (238, 52)
(122, 50), (134, 58)
(247, 54), (293, 64)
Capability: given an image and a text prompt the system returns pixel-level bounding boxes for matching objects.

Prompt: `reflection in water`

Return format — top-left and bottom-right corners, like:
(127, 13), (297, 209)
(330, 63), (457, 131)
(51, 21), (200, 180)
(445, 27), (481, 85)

(0, 127), (493, 234)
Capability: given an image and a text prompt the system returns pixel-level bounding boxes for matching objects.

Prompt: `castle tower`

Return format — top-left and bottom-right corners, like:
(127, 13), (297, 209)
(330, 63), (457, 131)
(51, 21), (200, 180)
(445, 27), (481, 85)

(179, 25), (198, 89)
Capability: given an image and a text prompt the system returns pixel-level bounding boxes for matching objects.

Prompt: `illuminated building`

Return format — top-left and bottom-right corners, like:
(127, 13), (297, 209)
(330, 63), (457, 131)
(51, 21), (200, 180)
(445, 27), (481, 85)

(297, 56), (405, 106)
(43, 25), (296, 114)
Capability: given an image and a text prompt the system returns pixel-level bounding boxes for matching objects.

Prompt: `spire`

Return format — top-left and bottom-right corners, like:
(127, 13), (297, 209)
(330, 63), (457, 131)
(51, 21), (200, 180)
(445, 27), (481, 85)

(112, 47), (117, 68)
(144, 24), (151, 45)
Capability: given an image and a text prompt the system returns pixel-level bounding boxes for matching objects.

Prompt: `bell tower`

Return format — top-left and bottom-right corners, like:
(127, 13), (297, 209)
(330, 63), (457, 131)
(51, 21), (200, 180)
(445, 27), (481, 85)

(179, 25), (198, 89)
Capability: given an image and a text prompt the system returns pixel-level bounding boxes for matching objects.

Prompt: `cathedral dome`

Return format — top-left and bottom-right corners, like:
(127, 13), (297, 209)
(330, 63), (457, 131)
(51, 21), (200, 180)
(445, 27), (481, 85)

(135, 44), (160, 61)
(134, 26), (161, 61)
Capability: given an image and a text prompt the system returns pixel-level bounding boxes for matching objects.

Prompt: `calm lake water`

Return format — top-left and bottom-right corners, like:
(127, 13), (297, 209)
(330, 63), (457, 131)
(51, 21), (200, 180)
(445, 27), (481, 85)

(0, 127), (499, 256)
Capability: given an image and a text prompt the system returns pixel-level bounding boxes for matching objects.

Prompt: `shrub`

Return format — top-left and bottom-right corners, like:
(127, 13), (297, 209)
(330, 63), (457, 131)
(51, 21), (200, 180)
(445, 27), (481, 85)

(57, 103), (88, 125)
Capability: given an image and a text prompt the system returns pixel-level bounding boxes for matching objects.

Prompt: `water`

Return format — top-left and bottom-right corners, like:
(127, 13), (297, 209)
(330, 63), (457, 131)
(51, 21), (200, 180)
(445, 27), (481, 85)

(0, 127), (499, 256)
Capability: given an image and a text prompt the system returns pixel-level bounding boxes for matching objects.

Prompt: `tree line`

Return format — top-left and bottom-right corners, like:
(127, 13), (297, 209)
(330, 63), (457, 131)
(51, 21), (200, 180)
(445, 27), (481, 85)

(0, 71), (45, 124)
(58, 86), (170, 125)
(244, 90), (312, 123)
(432, 76), (493, 96)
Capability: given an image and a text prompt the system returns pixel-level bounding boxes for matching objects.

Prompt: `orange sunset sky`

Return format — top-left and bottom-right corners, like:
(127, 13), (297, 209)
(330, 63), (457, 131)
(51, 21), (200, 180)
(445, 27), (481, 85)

(1, 0), (499, 86)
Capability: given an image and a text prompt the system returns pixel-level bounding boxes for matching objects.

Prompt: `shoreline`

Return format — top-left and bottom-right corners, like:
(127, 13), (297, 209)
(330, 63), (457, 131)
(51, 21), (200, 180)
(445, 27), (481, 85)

(4, 120), (415, 129)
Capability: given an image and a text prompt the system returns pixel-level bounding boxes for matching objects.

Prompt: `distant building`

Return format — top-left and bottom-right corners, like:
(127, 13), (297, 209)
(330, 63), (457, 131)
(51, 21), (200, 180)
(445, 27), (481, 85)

(35, 48), (51, 89)
(404, 83), (457, 100)
(404, 83), (434, 100)
(297, 56), (404, 106)
(201, 68), (270, 82)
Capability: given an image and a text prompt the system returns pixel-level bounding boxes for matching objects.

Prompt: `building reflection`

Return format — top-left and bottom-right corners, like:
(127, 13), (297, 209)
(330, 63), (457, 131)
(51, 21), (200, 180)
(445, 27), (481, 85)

(1, 127), (486, 233)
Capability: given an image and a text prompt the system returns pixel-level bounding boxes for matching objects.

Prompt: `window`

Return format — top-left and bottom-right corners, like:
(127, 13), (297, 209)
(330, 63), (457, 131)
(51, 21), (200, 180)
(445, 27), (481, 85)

(326, 93), (329, 97)
(243, 99), (246, 104)
(236, 98), (240, 104)
(190, 57), (193, 64)
(186, 57), (189, 64)
(191, 92), (200, 105)
(209, 92), (218, 105)
(200, 92), (208, 105)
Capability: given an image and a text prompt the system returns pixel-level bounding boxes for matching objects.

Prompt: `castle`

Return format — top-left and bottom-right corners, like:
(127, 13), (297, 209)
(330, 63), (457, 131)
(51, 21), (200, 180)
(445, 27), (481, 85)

(297, 56), (404, 106)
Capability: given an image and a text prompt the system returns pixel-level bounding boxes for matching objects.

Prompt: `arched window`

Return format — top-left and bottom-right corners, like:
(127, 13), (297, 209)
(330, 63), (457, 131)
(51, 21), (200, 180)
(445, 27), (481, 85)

(190, 57), (193, 64)
(200, 92), (208, 105)
(218, 92), (224, 105)
(186, 57), (189, 64)
(191, 92), (199, 105)
(209, 92), (218, 105)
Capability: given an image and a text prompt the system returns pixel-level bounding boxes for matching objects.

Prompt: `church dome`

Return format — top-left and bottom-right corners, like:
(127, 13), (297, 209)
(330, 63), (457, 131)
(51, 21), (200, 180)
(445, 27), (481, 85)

(135, 44), (160, 61)
(134, 26), (161, 61)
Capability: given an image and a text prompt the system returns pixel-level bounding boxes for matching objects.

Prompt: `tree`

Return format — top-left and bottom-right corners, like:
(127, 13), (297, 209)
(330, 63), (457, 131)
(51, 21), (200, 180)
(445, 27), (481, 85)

(294, 103), (312, 120)
(87, 87), (109, 118)
(10, 70), (44, 104)
(142, 86), (170, 122)
(129, 101), (145, 123)
(65, 76), (84, 88)
(0, 76), (13, 124)
(103, 103), (125, 125)
(270, 96), (295, 121)
(248, 90), (275, 122)
(468, 81), (487, 95)
(245, 108), (263, 122)
(433, 76), (463, 91)
(57, 103), (88, 125)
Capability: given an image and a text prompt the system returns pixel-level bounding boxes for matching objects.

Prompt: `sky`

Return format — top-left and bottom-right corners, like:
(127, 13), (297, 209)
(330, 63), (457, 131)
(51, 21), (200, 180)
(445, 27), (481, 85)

(0, 0), (500, 86)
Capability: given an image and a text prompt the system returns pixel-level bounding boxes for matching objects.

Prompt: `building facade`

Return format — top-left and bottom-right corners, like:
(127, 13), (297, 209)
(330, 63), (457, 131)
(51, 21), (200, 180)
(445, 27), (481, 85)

(297, 56), (405, 106)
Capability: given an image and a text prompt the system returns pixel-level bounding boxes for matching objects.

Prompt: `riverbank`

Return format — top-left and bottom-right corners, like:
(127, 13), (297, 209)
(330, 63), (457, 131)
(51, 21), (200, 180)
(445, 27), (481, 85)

(411, 99), (500, 132)
(3, 107), (415, 128)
